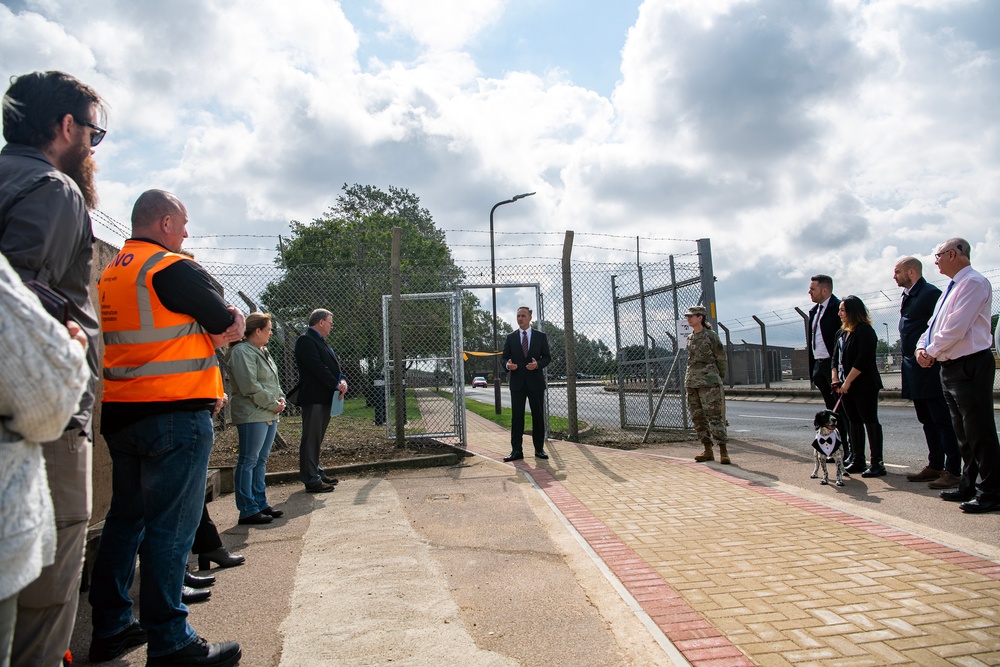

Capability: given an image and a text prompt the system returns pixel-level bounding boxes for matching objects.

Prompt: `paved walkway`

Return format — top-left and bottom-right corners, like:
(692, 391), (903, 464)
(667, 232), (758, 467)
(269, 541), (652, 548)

(68, 392), (1000, 666)
(462, 408), (1000, 666)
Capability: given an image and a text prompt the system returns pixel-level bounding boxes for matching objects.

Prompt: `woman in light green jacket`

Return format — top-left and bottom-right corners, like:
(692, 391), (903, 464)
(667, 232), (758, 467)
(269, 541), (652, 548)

(226, 313), (286, 525)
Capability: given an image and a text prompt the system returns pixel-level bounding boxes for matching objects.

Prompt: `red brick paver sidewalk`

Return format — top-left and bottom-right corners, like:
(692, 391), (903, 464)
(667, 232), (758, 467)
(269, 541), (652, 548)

(464, 411), (1000, 667)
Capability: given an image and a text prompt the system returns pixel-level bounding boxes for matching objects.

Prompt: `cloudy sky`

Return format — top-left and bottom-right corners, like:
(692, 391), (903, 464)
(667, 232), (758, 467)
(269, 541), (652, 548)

(2, 0), (999, 329)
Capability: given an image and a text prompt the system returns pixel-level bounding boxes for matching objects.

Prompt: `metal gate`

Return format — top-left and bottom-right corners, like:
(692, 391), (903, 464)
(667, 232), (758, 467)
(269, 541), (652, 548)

(381, 291), (466, 444)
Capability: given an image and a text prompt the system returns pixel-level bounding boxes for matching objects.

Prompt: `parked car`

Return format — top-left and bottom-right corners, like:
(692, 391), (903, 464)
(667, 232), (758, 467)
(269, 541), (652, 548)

(472, 376), (488, 388)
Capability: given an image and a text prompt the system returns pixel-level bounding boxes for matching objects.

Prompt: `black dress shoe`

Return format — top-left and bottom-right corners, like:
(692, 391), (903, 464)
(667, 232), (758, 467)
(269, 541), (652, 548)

(146, 636), (241, 667)
(320, 475), (340, 485)
(89, 620), (147, 663)
(197, 547), (246, 570)
(845, 463), (866, 474)
(861, 466), (887, 478)
(181, 585), (211, 604)
(940, 489), (976, 502)
(261, 506), (284, 518)
(185, 571), (215, 588)
(959, 497), (1000, 514)
(535, 451), (549, 460)
(237, 512), (273, 525)
(305, 483), (335, 493)
(503, 454), (523, 462)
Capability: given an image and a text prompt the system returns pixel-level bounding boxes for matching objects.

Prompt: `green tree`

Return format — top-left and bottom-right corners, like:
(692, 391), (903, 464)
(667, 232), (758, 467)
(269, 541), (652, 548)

(262, 184), (463, 398)
(539, 319), (614, 379)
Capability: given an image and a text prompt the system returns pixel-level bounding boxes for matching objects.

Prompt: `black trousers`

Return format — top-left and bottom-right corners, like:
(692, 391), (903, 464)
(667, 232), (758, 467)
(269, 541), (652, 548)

(940, 350), (1000, 500)
(510, 387), (546, 455)
(913, 395), (961, 475)
(812, 359), (850, 446)
(299, 403), (332, 488)
(842, 386), (883, 468)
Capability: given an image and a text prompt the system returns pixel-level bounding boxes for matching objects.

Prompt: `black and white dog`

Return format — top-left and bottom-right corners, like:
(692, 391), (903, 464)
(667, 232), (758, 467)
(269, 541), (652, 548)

(810, 409), (845, 486)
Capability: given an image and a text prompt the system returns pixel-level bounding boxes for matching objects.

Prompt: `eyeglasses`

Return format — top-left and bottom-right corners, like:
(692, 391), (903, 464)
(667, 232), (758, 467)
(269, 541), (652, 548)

(74, 117), (106, 147)
(934, 249), (955, 259)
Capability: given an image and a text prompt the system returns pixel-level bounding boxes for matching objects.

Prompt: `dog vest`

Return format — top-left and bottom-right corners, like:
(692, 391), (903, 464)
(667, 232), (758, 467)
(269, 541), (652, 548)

(812, 430), (841, 456)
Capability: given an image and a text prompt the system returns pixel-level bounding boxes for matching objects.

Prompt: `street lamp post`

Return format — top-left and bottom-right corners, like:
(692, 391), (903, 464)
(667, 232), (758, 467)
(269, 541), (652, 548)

(490, 191), (536, 414)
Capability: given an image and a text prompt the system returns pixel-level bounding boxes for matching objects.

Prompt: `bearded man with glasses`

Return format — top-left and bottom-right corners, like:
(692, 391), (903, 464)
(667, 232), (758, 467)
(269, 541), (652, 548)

(0, 71), (107, 666)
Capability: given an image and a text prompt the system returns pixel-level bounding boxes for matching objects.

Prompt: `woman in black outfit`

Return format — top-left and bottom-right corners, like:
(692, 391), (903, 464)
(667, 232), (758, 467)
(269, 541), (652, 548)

(833, 295), (885, 477)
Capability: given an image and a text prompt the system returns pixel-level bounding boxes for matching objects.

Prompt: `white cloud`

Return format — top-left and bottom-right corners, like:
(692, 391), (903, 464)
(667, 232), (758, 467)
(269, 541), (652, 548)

(2, 0), (998, 320)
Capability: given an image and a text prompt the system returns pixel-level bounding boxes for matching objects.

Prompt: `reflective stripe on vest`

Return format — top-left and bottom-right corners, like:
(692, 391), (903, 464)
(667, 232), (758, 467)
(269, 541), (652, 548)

(100, 240), (223, 402)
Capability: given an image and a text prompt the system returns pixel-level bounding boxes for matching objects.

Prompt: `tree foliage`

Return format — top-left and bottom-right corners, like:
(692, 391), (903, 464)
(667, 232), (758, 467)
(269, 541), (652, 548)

(261, 184), (464, 394)
(539, 319), (615, 378)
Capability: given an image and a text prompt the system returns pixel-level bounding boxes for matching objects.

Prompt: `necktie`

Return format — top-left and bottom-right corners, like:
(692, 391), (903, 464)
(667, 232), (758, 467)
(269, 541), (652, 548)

(522, 330), (529, 357)
(812, 305), (822, 348)
(926, 280), (956, 340)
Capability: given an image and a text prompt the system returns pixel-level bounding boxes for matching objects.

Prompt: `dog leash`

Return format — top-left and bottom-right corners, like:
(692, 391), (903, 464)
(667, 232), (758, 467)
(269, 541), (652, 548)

(832, 395), (844, 412)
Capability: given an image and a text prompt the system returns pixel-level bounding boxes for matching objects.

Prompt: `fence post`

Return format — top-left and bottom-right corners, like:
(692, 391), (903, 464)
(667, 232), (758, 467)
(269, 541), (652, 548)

(697, 239), (718, 323)
(717, 322), (734, 388)
(638, 265), (654, 421)
(751, 315), (770, 389)
(562, 231), (578, 441)
(795, 307), (810, 388)
(611, 275), (626, 428)
(391, 227), (405, 445)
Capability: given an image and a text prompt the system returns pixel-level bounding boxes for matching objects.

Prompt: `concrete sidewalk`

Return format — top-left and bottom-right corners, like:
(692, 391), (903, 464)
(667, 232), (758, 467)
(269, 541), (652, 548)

(70, 404), (1000, 666)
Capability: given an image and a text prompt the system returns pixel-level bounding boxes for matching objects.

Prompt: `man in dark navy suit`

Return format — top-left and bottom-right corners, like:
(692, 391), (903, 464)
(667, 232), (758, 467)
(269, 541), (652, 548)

(293, 308), (348, 492)
(501, 306), (551, 462)
(894, 257), (961, 489)
(806, 274), (850, 458)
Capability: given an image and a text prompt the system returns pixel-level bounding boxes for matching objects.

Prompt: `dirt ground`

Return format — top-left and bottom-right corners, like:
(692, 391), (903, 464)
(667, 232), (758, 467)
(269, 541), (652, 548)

(208, 412), (455, 470)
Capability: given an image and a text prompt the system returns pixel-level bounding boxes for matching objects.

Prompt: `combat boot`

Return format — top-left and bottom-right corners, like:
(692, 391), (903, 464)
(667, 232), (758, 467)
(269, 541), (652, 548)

(719, 443), (731, 465)
(694, 444), (714, 462)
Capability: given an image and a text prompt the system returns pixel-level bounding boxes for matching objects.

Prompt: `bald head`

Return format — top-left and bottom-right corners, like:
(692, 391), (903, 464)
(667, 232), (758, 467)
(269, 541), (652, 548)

(130, 189), (189, 252)
(893, 256), (922, 289)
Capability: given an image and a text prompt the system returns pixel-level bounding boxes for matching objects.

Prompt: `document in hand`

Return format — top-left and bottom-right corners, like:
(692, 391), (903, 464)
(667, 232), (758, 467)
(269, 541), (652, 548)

(330, 390), (344, 417)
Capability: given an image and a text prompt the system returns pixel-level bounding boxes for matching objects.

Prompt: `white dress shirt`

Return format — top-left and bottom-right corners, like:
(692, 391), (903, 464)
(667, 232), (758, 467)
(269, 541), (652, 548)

(917, 265), (993, 361)
(811, 296), (832, 360)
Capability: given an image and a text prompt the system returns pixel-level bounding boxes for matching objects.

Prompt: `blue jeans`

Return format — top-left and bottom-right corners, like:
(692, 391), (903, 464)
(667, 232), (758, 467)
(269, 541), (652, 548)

(88, 411), (213, 657)
(235, 420), (277, 518)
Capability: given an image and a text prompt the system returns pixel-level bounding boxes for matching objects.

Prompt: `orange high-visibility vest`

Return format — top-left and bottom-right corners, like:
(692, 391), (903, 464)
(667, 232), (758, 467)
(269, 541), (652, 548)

(100, 239), (223, 402)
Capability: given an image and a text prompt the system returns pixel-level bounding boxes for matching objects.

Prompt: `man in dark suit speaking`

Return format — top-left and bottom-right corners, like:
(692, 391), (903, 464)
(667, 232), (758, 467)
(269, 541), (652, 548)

(501, 306), (551, 462)
(806, 274), (850, 458)
(894, 257), (960, 489)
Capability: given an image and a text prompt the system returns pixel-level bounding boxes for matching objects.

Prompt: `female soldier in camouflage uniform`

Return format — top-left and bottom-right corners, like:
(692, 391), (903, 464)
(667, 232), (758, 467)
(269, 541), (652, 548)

(684, 306), (730, 464)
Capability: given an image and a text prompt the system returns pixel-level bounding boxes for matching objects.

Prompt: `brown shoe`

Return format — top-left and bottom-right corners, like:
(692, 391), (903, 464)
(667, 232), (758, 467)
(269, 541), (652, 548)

(928, 471), (960, 489)
(906, 466), (944, 482)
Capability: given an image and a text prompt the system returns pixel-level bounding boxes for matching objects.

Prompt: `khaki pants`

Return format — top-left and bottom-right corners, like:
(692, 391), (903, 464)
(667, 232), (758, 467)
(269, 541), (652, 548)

(12, 431), (91, 667)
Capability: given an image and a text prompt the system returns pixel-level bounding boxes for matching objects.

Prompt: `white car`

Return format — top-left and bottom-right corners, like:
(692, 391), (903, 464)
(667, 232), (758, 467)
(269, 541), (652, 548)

(472, 376), (488, 388)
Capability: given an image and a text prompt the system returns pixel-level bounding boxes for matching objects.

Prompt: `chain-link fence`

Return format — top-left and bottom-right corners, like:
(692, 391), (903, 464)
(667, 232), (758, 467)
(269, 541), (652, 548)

(192, 239), (712, 446)
(719, 269), (1000, 391)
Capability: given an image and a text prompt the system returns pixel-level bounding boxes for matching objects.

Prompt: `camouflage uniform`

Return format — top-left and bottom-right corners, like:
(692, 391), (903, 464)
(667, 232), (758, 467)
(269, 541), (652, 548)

(685, 327), (728, 447)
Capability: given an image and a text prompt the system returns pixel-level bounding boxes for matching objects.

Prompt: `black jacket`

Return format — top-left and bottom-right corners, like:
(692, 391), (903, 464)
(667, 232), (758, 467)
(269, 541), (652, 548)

(807, 295), (841, 368)
(898, 278), (944, 400)
(293, 328), (344, 406)
(501, 328), (551, 394)
(835, 323), (883, 394)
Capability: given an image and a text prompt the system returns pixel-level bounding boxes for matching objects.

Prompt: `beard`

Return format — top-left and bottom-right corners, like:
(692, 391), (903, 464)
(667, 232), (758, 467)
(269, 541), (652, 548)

(64, 142), (99, 209)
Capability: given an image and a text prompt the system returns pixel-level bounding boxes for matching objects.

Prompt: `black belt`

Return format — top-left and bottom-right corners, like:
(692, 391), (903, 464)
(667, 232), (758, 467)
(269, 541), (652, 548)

(940, 348), (993, 367)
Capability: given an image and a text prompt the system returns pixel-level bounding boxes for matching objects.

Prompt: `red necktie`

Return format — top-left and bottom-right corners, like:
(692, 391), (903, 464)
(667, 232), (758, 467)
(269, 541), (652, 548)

(522, 330), (529, 357)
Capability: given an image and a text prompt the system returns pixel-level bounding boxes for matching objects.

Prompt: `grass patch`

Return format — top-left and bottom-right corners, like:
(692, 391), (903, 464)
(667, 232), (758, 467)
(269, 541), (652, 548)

(437, 389), (570, 433)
